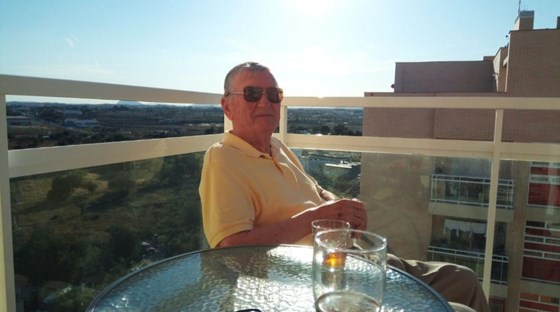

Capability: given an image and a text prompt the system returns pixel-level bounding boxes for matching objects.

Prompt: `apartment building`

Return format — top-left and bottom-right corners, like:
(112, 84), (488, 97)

(362, 11), (560, 312)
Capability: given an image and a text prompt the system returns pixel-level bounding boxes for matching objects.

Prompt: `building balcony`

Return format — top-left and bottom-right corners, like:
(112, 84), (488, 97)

(429, 173), (515, 223)
(427, 245), (509, 285)
(1, 75), (560, 312)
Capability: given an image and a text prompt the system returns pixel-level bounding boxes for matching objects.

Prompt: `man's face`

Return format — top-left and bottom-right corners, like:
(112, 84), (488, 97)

(222, 70), (281, 138)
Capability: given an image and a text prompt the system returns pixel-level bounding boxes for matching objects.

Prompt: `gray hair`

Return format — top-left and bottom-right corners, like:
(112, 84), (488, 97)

(223, 62), (275, 95)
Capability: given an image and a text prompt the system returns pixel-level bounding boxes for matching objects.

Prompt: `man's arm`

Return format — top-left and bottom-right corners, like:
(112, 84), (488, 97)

(217, 213), (312, 247)
(217, 198), (367, 248)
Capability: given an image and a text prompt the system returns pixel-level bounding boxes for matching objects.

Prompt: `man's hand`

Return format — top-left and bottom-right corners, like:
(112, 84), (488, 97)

(312, 198), (367, 231)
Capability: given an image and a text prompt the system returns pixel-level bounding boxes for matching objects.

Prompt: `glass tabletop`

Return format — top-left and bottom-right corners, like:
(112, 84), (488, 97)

(87, 245), (453, 312)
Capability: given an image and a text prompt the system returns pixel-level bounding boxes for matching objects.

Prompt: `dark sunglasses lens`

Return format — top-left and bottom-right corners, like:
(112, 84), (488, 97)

(242, 86), (282, 103)
(266, 88), (283, 103)
(243, 86), (263, 102)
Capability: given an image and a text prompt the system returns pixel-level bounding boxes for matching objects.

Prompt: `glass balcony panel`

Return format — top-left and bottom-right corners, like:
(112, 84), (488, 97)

(4, 89), (559, 312)
(297, 150), (559, 310)
(523, 221), (560, 284)
(518, 162), (560, 312)
(293, 149), (361, 198)
(10, 153), (206, 311)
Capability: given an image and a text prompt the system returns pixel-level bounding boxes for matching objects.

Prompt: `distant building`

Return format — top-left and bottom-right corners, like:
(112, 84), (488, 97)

(364, 11), (560, 143)
(299, 152), (353, 173)
(324, 161), (361, 178)
(62, 109), (83, 117)
(63, 118), (98, 128)
(7, 116), (32, 126)
(362, 11), (560, 312)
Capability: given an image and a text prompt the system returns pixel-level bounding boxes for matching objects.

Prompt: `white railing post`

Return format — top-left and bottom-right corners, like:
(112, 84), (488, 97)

(482, 109), (504, 298)
(278, 104), (288, 142)
(0, 93), (16, 312)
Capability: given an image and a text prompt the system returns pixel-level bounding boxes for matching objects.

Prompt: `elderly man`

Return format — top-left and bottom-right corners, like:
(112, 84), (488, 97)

(199, 62), (489, 312)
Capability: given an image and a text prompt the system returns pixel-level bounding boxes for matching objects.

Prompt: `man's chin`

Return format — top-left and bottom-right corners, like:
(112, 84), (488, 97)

(254, 119), (278, 128)
(254, 124), (279, 135)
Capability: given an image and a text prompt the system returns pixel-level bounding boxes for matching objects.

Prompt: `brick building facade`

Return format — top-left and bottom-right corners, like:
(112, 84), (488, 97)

(361, 11), (560, 312)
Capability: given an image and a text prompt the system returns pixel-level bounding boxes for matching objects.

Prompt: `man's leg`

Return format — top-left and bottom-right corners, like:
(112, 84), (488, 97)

(388, 254), (490, 312)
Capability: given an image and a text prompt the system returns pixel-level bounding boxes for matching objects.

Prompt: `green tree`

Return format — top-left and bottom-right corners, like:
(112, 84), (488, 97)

(106, 225), (138, 267)
(47, 172), (85, 202)
(333, 124), (349, 135)
(15, 228), (80, 284)
(157, 154), (202, 188)
(107, 175), (134, 192)
(38, 107), (64, 124)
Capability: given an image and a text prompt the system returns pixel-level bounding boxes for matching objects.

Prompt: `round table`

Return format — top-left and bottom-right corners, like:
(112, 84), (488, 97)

(87, 245), (453, 311)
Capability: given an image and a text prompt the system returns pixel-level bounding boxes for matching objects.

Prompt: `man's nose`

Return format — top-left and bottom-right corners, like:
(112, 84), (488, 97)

(256, 93), (272, 107)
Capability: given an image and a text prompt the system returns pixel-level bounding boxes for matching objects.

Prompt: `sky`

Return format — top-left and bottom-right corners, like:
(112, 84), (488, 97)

(1, 0), (559, 100)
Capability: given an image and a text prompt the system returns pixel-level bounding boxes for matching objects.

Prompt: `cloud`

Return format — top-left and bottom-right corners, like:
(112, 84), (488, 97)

(65, 36), (79, 48)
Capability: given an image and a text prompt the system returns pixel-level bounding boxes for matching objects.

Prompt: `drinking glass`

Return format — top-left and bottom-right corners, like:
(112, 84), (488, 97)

(313, 229), (387, 312)
(311, 219), (351, 237)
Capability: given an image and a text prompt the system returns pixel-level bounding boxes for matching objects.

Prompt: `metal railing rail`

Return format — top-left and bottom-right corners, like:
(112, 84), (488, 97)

(430, 174), (515, 209)
(1, 75), (560, 311)
(428, 245), (509, 261)
(428, 246), (509, 285)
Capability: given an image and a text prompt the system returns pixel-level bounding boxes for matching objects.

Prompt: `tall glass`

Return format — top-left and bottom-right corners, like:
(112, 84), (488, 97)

(313, 229), (387, 312)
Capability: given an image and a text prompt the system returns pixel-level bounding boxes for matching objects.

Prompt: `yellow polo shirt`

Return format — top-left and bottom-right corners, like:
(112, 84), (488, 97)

(199, 132), (325, 248)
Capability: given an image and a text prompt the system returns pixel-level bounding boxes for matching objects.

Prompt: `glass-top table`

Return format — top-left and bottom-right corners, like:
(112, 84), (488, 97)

(87, 245), (453, 311)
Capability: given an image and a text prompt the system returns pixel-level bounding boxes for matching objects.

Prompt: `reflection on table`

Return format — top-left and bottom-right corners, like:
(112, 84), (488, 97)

(87, 245), (453, 311)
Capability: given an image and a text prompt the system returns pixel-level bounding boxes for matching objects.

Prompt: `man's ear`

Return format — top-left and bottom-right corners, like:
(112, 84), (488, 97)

(221, 96), (233, 121)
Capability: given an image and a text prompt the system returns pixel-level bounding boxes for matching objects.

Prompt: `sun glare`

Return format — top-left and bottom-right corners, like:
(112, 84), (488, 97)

(288, 0), (336, 16)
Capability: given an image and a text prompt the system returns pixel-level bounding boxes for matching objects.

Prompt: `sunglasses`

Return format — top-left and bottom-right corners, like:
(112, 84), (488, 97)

(227, 86), (283, 103)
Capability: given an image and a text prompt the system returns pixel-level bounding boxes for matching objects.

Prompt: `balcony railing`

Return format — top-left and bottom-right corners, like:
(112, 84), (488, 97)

(427, 245), (509, 285)
(2, 75), (560, 311)
(430, 174), (514, 209)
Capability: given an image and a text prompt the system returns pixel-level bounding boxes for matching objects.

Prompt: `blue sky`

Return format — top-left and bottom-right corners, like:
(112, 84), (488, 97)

(1, 0), (559, 99)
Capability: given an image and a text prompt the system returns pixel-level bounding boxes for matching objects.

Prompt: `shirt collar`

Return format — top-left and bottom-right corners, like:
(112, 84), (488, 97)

(224, 131), (276, 159)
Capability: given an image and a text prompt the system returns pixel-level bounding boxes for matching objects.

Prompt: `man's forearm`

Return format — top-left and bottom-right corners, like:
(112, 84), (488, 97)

(216, 214), (312, 248)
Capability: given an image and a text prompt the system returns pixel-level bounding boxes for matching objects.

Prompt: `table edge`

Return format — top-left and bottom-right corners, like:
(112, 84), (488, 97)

(86, 244), (453, 312)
